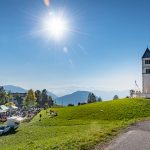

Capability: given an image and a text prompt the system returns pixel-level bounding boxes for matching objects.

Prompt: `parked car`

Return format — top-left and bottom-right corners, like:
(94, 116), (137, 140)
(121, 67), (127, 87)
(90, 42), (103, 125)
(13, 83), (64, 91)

(0, 129), (3, 135)
(0, 125), (11, 135)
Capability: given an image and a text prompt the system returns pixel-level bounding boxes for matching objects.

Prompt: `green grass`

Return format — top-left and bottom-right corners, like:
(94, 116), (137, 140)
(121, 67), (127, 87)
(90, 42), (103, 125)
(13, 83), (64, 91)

(1, 98), (150, 150)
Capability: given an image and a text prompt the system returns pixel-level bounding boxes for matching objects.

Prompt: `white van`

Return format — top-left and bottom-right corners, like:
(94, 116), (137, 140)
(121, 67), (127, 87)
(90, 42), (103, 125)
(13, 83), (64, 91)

(6, 117), (20, 130)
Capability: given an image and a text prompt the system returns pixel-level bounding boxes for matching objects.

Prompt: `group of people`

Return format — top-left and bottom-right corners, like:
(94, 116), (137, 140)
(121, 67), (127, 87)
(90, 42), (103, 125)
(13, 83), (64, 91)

(49, 109), (58, 117)
(39, 109), (58, 121)
(0, 112), (8, 122)
(0, 107), (41, 123)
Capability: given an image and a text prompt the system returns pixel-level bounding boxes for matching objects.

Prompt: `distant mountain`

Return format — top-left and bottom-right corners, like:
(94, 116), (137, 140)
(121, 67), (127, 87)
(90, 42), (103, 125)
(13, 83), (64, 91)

(47, 91), (58, 99)
(55, 90), (129, 106)
(3, 85), (57, 99)
(55, 91), (91, 106)
(3, 85), (27, 93)
(3, 85), (129, 103)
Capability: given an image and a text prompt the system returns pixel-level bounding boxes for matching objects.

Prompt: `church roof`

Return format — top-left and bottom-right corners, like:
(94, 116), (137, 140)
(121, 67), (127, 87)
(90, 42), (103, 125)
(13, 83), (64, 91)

(142, 48), (150, 58)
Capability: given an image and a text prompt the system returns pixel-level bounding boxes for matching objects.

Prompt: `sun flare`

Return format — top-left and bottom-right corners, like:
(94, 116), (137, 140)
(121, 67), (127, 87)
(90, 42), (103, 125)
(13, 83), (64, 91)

(43, 12), (68, 40)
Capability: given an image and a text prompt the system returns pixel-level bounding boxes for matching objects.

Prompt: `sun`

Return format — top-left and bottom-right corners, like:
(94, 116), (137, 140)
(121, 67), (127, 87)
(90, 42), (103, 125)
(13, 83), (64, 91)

(49, 16), (67, 38)
(43, 12), (69, 40)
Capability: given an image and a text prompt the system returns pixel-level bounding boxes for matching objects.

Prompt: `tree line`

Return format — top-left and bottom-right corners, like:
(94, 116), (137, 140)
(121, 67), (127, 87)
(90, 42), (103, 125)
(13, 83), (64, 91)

(88, 93), (120, 102)
(0, 86), (53, 108)
(68, 93), (120, 106)
(68, 93), (102, 106)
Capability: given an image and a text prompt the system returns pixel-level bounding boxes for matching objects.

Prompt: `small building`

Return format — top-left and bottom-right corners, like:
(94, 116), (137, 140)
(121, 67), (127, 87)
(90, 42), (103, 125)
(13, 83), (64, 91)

(11, 93), (27, 98)
(11, 93), (27, 105)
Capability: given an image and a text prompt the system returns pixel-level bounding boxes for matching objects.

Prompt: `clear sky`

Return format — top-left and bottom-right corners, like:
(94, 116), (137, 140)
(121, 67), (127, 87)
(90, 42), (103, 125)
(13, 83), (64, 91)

(0, 0), (149, 96)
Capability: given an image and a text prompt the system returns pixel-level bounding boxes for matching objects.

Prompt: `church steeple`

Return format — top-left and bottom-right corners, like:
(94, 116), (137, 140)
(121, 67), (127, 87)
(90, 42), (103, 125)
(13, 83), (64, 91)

(142, 47), (150, 58)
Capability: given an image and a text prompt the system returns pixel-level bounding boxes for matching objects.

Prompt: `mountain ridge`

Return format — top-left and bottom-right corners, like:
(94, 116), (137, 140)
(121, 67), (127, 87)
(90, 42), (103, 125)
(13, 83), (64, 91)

(3, 85), (58, 99)
(55, 91), (91, 106)
(2, 85), (129, 105)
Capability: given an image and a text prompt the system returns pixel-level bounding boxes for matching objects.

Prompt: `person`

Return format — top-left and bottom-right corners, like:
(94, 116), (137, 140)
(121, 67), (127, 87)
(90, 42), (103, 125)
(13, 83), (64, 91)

(49, 110), (57, 117)
(39, 114), (42, 121)
(49, 110), (53, 115)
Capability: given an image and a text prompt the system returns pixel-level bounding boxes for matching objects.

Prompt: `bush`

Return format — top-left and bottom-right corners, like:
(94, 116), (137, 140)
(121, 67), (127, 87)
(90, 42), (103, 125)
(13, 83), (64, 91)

(68, 104), (74, 107)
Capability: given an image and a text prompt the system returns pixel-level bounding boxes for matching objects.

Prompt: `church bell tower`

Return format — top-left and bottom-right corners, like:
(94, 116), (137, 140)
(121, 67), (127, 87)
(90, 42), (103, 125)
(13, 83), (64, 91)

(142, 48), (150, 97)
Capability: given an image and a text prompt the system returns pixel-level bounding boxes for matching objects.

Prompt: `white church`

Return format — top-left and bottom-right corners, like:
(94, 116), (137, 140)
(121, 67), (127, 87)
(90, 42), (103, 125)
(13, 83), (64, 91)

(131, 48), (150, 98)
(142, 47), (150, 98)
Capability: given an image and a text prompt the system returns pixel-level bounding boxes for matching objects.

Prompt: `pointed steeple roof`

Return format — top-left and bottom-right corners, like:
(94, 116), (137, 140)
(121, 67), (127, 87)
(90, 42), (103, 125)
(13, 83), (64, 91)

(142, 47), (150, 58)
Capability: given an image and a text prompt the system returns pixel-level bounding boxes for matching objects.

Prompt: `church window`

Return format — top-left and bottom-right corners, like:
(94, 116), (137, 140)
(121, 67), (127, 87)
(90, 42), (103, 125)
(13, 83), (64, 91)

(145, 60), (150, 64)
(146, 69), (150, 74)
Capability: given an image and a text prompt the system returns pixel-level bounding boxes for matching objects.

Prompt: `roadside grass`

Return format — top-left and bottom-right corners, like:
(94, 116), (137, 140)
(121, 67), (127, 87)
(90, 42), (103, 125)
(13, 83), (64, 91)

(1, 98), (150, 150)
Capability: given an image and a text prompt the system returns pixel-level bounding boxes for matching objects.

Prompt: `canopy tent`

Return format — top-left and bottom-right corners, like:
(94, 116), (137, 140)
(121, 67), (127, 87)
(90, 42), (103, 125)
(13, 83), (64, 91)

(0, 109), (6, 113)
(9, 105), (18, 110)
(0, 105), (9, 111)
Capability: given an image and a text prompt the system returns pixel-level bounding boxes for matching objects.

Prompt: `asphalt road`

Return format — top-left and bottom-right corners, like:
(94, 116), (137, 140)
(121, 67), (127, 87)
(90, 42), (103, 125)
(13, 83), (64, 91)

(94, 121), (150, 150)
(106, 121), (150, 150)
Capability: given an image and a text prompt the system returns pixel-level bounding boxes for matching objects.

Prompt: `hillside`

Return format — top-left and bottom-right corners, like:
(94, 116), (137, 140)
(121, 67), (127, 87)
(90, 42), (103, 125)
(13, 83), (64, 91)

(32, 98), (150, 126)
(55, 91), (91, 105)
(1, 98), (150, 150)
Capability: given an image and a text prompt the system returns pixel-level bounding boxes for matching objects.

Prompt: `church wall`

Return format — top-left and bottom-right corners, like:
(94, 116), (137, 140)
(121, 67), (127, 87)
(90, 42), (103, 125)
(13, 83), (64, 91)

(142, 58), (150, 95)
(143, 74), (150, 94)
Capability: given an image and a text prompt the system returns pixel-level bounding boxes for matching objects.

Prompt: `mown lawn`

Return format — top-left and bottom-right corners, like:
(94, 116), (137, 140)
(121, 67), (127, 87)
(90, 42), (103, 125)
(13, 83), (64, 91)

(1, 98), (150, 150)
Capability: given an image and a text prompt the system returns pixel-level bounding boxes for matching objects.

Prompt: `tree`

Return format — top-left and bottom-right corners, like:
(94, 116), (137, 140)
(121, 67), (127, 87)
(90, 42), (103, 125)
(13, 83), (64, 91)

(24, 89), (37, 107)
(97, 97), (102, 102)
(48, 96), (54, 107)
(68, 104), (74, 106)
(6, 91), (13, 102)
(14, 94), (24, 107)
(87, 93), (97, 103)
(113, 95), (119, 100)
(41, 89), (48, 107)
(78, 102), (86, 106)
(0, 86), (7, 104)
(41, 89), (53, 108)
(35, 90), (42, 107)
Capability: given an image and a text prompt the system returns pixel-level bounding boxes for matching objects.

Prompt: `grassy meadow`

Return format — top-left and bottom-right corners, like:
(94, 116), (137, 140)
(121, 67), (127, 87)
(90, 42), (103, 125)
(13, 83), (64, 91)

(1, 98), (150, 149)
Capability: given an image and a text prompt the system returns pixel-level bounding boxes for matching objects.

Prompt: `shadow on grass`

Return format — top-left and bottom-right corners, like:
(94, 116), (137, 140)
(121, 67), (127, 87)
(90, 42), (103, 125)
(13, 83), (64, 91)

(1, 129), (19, 136)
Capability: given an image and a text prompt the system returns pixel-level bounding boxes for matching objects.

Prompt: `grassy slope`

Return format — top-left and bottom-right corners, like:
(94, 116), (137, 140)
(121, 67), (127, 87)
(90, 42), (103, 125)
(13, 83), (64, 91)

(1, 98), (150, 150)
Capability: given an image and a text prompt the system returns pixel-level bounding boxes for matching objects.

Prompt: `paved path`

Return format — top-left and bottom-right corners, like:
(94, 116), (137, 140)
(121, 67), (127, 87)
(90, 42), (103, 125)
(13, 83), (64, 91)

(95, 121), (150, 150)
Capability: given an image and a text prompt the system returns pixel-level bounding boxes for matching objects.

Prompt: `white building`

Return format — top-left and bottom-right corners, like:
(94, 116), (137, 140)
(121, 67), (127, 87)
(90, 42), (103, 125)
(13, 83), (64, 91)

(130, 48), (150, 98)
(142, 48), (150, 98)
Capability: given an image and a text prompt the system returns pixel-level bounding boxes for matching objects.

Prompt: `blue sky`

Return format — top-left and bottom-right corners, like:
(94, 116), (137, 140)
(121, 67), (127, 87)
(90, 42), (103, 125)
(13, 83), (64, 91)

(0, 0), (149, 96)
